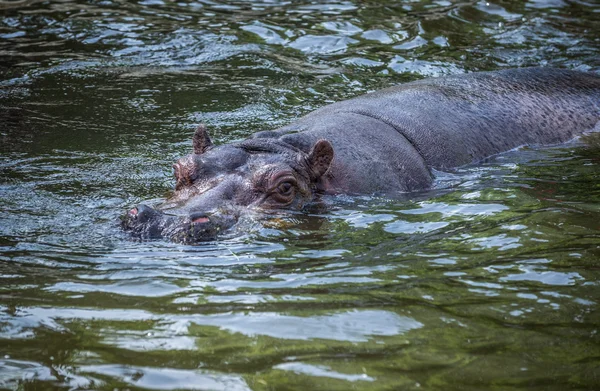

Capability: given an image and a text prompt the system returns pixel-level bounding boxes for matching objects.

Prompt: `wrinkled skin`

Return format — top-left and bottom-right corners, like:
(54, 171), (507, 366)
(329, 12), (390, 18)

(122, 132), (334, 243)
(122, 68), (600, 243)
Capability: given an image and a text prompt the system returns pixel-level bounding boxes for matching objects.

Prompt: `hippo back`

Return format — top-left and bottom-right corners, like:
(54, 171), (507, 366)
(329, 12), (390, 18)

(306, 68), (600, 170)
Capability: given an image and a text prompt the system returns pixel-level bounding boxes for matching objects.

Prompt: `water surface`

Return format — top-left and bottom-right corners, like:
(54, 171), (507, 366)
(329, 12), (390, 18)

(1, 0), (600, 390)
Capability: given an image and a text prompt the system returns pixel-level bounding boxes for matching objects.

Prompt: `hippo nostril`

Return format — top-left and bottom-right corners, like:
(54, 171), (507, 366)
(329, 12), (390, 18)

(122, 203), (168, 239)
(190, 212), (211, 225)
(132, 204), (158, 223)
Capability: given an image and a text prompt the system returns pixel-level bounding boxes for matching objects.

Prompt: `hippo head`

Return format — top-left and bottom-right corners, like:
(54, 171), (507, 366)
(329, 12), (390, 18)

(122, 125), (334, 243)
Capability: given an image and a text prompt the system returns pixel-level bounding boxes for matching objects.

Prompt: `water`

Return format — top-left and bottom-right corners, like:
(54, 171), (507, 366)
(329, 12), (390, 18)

(1, 0), (599, 389)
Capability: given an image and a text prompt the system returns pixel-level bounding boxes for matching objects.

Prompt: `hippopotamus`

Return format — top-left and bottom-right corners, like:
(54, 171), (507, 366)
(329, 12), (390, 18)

(122, 67), (600, 243)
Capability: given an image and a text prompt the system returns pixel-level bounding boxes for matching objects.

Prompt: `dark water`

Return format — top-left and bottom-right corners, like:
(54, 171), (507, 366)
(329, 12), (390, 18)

(1, 0), (600, 389)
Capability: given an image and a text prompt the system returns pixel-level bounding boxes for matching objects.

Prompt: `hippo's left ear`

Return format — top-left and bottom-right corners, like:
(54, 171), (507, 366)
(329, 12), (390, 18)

(193, 124), (213, 154)
(308, 139), (334, 179)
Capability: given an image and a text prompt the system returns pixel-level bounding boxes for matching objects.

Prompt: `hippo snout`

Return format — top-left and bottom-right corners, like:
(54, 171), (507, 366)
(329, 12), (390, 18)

(127, 204), (160, 224)
(121, 204), (166, 239)
(122, 204), (238, 243)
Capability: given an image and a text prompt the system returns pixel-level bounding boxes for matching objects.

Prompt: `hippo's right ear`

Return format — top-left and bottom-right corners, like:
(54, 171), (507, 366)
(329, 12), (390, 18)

(308, 139), (334, 179)
(193, 124), (213, 154)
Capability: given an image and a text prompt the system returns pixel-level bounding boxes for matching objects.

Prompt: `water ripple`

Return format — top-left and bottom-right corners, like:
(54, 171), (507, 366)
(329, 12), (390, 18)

(1, 0), (599, 389)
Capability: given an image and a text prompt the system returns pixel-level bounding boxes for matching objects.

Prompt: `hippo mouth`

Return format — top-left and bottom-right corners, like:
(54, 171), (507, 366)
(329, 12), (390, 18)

(121, 204), (238, 243)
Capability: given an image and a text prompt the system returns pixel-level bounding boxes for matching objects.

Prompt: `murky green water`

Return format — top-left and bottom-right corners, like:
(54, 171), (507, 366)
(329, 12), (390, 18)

(1, 0), (600, 389)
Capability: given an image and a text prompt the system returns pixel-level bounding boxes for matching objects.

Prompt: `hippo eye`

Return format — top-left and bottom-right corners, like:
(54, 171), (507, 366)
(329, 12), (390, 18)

(267, 179), (297, 205)
(277, 181), (294, 196)
(264, 173), (298, 206)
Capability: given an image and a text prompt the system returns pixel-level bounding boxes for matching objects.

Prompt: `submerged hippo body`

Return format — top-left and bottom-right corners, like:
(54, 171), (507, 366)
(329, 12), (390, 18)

(123, 68), (600, 243)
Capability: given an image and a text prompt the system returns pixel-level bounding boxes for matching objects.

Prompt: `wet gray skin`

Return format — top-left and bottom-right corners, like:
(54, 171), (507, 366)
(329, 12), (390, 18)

(122, 129), (334, 243)
(122, 68), (600, 243)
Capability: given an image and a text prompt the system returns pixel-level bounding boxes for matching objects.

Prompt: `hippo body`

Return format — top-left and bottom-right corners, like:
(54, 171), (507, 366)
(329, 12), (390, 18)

(257, 68), (600, 193)
(123, 68), (600, 243)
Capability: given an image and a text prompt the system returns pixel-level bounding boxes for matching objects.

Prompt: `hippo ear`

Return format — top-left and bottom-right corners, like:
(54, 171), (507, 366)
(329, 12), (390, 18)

(308, 139), (334, 179)
(193, 124), (213, 154)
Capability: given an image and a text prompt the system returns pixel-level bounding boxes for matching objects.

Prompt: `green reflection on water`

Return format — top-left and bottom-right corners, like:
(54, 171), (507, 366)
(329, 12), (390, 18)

(1, 0), (600, 389)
